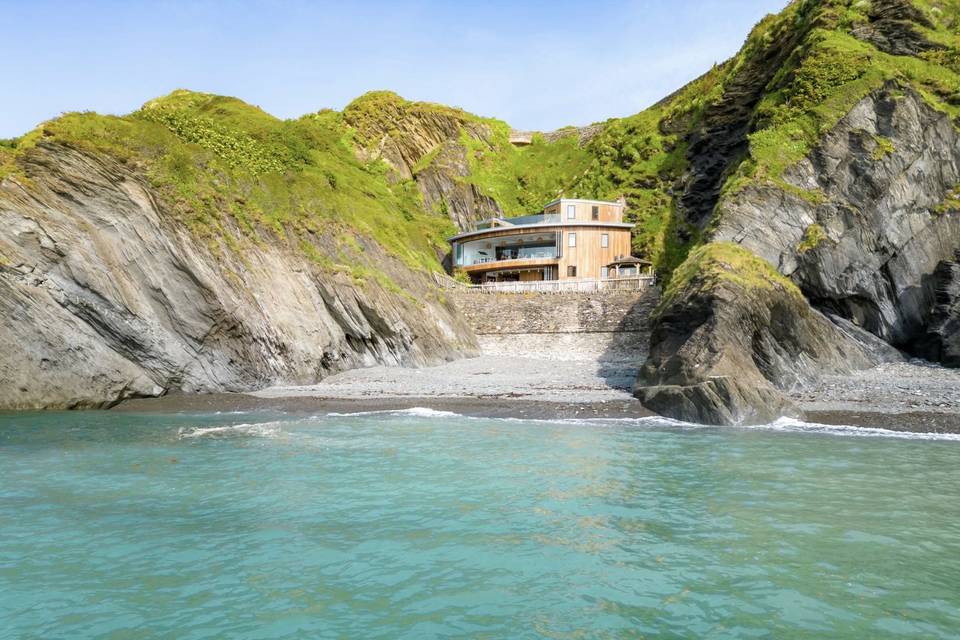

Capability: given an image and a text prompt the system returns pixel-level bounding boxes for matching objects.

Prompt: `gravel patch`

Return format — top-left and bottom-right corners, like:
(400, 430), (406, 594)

(792, 360), (960, 414)
(253, 355), (639, 403)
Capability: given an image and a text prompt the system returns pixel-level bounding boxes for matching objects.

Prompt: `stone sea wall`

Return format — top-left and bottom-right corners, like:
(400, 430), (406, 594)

(449, 289), (658, 361)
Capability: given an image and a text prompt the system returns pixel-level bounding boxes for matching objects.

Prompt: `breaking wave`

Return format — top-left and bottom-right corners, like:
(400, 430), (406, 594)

(176, 421), (284, 440)
(321, 409), (960, 441)
(325, 407), (461, 418)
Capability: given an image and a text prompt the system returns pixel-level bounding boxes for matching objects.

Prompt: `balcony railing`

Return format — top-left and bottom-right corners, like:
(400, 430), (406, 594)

(470, 251), (558, 265)
(468, 276), (655, 294)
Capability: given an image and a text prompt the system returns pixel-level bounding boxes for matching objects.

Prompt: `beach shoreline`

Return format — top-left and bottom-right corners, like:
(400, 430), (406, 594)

(112, 355), (960, 433)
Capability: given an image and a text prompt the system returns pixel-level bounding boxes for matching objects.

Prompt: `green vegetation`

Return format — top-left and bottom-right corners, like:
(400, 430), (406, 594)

(798, 223), (828, 253)
(871, 134), (896, 160)
(6, 0), (960, 299)
(660, 242), (804, 310)
(1, 90), (456, 285)
(451, 269), (472, 285)
(460, 127), (592, 214)
(728, 0), (960, 198)
(343, 90), (478, 150)
(935, 185), (960, 213)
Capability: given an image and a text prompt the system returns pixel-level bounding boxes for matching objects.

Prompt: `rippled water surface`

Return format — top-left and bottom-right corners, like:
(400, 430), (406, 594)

(2, 410), (959, 639)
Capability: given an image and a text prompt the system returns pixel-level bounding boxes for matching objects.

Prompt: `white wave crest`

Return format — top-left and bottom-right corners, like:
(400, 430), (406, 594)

(322, 408), (960, 441)
(756, 417), (960, 441)
(326, 407), (461, 418)
(177, 421), (283, 440)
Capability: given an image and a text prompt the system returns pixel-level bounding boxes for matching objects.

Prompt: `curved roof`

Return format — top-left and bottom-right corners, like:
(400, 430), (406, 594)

(449, 221), (634, 242)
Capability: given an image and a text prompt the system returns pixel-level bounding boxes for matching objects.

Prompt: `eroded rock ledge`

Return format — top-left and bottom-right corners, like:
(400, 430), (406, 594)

(634, 243), (899, 425)
(0, 143), (477, 410)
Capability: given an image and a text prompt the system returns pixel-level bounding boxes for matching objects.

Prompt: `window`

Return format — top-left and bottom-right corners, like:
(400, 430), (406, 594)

(601, 266), (609, 279)
(601, 233), (609, 248)
(592, 206), (599, 220)
(567, 266), (577, 277)
(568, 232), (576, 248)
(567, 204), (576, 220)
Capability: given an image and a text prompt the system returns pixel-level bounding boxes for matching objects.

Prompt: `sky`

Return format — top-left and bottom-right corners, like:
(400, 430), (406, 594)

(1, 0), (789, 138)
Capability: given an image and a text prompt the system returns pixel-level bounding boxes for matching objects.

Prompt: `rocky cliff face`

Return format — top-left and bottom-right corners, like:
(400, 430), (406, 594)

(634, 243), (901, 425)
(631, 0), (960, 424)
(713, 84), (960, 353)
(0, 142), (476, 409)
(413, 142), (504, 232)
(343, 92), (504, 233)
(4, 0), (960, 422)
(908, 252), (960, 366)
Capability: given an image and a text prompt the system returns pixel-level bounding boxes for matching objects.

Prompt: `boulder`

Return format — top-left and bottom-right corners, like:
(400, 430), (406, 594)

(635, 243), (880, 425)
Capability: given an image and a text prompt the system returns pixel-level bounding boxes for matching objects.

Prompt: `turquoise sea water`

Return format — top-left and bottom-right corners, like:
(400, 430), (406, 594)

(2, 409), (959, 639)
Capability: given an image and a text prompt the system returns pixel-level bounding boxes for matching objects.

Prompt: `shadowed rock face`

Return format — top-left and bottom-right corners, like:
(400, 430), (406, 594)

(634, 245), (893, 425)
(851, 0), (940, 57)
(0, 143), (477, 410)
(908, 253), (960, 366)
(414, 142), (504, 232)
(713, 84), (960, 353)
(678, 16), (808, 228)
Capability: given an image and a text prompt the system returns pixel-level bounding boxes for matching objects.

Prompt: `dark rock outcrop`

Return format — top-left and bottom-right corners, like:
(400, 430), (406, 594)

(851, 0), (940, 57)
(0, 143), (477, 410)
(635, 243), (888, 425)
(713, 83), (960, 355)
(678, 13), (809, 227)
(908, 253), (960, 366)
(414, 141), (504, 232)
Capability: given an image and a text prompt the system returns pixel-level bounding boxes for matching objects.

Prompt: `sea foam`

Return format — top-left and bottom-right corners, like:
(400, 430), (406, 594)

(176, 421), (283, 440)
(325, 407), (460, 418)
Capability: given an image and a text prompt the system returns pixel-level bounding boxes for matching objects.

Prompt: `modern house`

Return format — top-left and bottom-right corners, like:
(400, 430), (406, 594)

(449, 198), (638, 284)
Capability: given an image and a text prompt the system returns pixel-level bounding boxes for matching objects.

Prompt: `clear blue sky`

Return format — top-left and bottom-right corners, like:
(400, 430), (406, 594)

(1, 0), (788, 138)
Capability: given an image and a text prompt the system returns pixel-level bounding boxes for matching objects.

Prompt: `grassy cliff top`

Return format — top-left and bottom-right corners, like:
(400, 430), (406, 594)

(4, 0), (959, 292)
(660, 242), (805, 310)
(0, 90), (456, 289)
(723, 0), (960, 201)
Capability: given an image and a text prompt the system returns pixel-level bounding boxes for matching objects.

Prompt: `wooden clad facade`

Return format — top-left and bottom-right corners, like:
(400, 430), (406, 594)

(557, 225), (632, 280)
(449, 199), (635, 284)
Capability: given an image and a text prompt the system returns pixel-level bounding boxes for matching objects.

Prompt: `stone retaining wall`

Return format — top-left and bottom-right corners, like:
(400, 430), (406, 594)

(449, 289), (657, 334)
(450, 289), (659, 361)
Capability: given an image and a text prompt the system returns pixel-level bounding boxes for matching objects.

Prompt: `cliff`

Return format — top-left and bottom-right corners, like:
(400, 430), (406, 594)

(2, 0), (959, 420)
(0, 94), (477, 409)
(630, 0), (960, 423)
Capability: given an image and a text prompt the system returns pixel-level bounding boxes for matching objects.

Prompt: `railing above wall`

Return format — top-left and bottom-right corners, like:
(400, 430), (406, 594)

(467, 276), (655, 294)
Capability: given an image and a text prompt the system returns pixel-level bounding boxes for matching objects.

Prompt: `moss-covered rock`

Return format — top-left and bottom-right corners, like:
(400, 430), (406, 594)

(635, 243), (881, 425)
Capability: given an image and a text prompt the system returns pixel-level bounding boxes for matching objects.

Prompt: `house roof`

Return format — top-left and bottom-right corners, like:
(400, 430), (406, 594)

(542, 198), (624, 209)
(449, 221), (634, 242)
(606, 256), (652, 267)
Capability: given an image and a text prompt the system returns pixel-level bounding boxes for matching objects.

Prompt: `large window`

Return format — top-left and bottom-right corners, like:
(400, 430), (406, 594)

(495, 241), (555, 261)
(601, 233), (609, 248)
(567, 204), (576, 220)
(601, 266), (609, 279)
(568, 232), (576, 247)
(592, 206), (599, 220)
